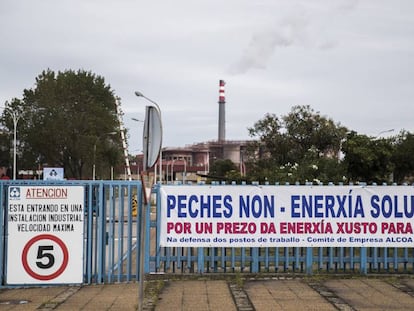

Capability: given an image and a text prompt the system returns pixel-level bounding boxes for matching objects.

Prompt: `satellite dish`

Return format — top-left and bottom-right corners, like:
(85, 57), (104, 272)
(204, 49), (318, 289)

(142, 106), (162, 169)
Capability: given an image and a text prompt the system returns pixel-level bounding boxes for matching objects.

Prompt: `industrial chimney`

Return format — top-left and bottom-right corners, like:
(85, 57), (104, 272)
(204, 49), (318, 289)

(218, 80), (226, 142)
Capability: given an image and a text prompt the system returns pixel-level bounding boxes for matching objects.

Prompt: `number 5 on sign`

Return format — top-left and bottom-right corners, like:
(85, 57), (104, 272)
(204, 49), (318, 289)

(36, 245), (55, 269)
(21, 235), (69, 281)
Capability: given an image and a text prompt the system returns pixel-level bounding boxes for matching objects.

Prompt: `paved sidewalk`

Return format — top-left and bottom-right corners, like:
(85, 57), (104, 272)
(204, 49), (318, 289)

(1, 276), (414, 310)
(155, 280), (235, 311)
(0, 283), (139, 311)
(245, 279), (334, 310)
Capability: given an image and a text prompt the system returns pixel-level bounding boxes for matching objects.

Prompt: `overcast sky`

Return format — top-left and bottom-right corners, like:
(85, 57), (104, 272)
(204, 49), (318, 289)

(1, 0), (413, 153)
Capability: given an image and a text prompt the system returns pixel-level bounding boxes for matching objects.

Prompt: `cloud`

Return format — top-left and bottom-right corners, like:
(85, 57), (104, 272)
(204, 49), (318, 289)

(337, 0), (359, 11)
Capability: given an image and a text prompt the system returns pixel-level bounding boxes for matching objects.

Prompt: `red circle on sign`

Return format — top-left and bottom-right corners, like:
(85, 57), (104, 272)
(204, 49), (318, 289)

(21, 234), (69, 281)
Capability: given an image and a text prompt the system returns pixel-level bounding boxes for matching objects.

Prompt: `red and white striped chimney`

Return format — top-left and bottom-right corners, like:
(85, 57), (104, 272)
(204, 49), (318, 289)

(218, 80), (226, 142)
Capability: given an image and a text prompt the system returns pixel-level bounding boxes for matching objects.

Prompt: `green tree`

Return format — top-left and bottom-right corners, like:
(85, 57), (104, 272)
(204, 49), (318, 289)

(245, 113), (292, 183)
(1, 69), (123, 179)
(208, 159), (239, 182)
(342, 131), (394, 184)
(283, 105), (347, 161)
(246, 105), (348, 183)
(391, 131), (414, 183)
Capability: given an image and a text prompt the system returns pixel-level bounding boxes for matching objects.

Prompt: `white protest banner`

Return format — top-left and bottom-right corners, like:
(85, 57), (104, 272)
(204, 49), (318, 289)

(160, 185), (414, 247)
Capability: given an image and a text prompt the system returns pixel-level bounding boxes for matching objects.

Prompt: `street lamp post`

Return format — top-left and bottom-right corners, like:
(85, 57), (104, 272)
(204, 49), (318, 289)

(92, 140), (98, 181)
(375, 129), (395, 138)
(93, 132), (117, 180)
(131, 118), (143, 123)
(135, 91), (162, 183)
(4, 108), (21, 180)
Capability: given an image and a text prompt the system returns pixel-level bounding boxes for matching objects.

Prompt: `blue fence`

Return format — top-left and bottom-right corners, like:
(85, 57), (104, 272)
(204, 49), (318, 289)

(150, 183), (414, 275)
(1, 181), (413, 287)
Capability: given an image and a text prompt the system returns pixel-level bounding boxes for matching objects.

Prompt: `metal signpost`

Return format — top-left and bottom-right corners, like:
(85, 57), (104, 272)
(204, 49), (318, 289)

(138, 104), (162, 311)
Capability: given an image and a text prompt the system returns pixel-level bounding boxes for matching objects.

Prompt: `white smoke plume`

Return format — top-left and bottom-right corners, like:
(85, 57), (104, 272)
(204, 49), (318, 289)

(228, 18), (308, 75)
(228, 0), (358, 75)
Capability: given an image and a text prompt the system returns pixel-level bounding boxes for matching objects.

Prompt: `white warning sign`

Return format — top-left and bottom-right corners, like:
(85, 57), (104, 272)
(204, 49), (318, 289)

(43, 167), (64, 180)
(6, 186), (84, 284)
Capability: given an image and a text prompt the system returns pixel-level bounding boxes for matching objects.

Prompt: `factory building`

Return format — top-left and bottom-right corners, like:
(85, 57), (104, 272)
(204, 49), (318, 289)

(130, 80), (250, 183)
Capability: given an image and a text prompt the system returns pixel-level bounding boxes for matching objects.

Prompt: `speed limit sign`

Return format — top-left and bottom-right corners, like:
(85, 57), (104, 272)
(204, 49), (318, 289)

(21, 234), (69, 281)
(6, 186), (84, 284)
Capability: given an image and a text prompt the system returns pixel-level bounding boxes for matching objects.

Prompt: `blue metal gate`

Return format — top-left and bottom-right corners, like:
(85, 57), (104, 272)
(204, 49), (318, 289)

(0, 180), (143, 287)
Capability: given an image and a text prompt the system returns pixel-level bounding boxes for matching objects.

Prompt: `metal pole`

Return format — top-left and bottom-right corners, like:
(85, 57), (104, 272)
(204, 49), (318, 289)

(138, 172), (148, 311)
(171, 160), (175, 182)
(206, 151), (209, 174)
(12, 115), (17, 180)
(375, 129), (394, 139)
(183, 160), (186, 184)
(4, 109), (20, 180)
(166, 163), (169, 183)
(93, 142), (97, 180)
(135, 91), (163, 309)
(159, 149), (162, 184)
(154, 158), (158, 183)
(93, 132), (116, 180)
(139, 196), (146, 311)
